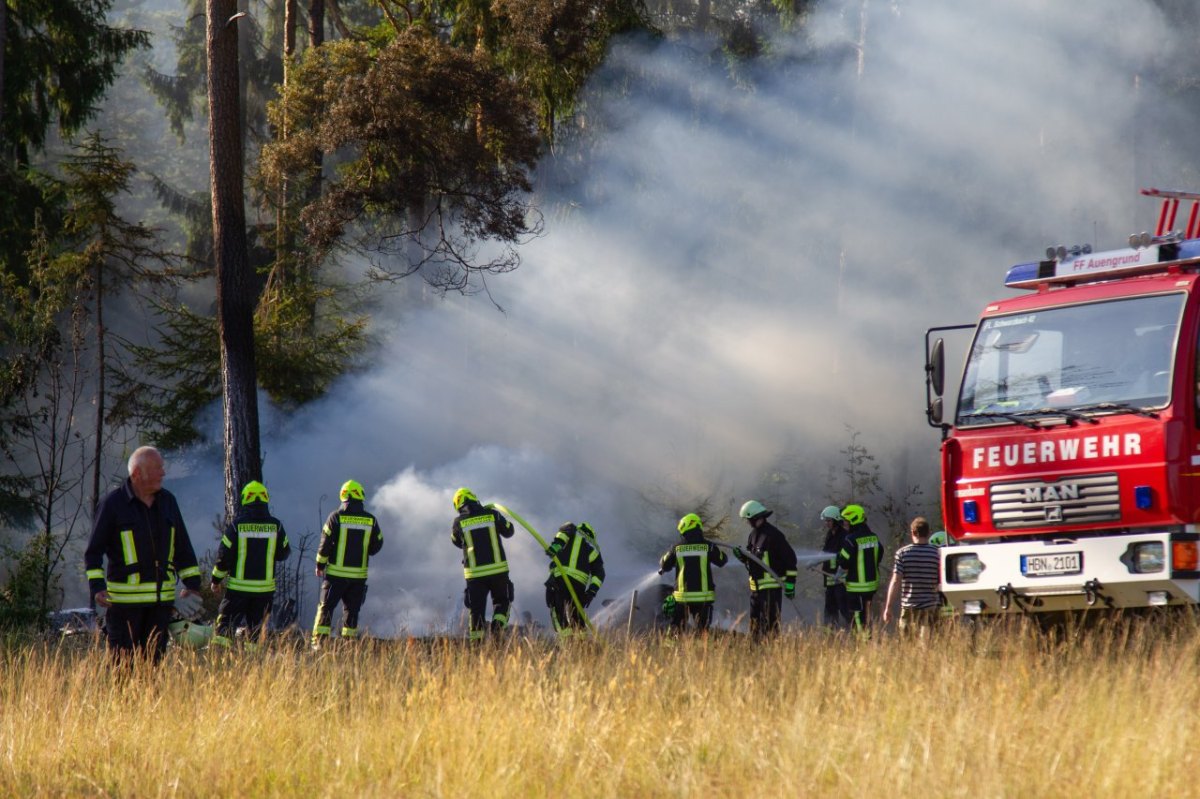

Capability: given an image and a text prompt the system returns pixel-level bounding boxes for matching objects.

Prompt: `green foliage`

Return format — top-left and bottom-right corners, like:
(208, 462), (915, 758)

(0, 534), (59, 632)
(1, 0), (150, 163)
(259, 30), (542, 284)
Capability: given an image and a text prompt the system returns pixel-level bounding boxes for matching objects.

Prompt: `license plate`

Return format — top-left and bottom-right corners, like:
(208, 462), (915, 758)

(1021, 551), (1082, 577)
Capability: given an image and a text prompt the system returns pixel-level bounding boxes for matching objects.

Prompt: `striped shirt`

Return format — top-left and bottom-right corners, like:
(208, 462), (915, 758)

(893, 543), (941, 609)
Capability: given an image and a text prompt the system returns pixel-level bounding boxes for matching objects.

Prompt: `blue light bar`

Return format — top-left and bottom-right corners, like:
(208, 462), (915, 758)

(1005, 239), (1200, 289)
(963, 500), (979, 524)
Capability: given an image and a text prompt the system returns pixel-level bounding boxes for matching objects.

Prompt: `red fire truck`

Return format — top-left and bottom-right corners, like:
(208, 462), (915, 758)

(925, 189), (1200, 615)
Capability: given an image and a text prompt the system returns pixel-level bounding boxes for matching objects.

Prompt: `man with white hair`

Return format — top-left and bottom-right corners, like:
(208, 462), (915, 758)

(84, 446), (203, 663)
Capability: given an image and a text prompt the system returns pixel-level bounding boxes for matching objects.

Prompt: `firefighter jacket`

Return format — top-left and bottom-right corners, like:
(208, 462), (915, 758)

(744, 520), (798, 592)
(837, 521), (884, 594)
(316, 499), (383, 580)
(212, 502), (292, 593)
(84, 479), (202, 605)
(547, 525), (605, 595)
(451, 500), (514, 579)
(658, 529), (728, 603)
(821, 524), (846, 587)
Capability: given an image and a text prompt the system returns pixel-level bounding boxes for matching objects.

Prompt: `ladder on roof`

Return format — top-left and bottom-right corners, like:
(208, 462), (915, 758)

(1141, 187), (1200, 238)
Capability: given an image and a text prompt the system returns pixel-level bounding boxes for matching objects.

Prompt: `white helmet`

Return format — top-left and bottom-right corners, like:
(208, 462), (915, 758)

(739, 500), (769, 520)
(819, 505), (842, 522)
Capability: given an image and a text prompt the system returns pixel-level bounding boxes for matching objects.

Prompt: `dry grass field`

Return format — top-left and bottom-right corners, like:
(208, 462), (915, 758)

(1, 618), (1197, 798)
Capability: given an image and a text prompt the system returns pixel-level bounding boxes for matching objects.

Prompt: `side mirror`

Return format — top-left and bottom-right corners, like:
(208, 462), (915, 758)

(929, 396), (943, 425)
(929, 338), (946, 397)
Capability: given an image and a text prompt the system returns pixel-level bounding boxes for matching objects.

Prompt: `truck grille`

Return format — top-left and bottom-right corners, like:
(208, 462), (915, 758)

(989, 473), (1120, 529)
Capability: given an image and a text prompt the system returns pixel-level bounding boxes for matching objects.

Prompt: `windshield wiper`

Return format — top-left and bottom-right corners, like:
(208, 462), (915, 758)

(958, 411), (1041, 429)
(1069, 401), (1160, 419)
(1012, 407), (1100, 425)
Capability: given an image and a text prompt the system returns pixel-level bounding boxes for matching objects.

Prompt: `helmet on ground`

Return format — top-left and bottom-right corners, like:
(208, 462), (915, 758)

(452, 487), (477, 510)
(578, 522), (596, 541)
(820, 505), (843, 522)
(677, 513), (703, 535)
(739, 500), (770, 520)
(241, 480), (269, 506)
(340, 480), (365, 502)
(168, 620), (213, 649)
(929, 531), (951, 547)
(841, 504), (866, 526)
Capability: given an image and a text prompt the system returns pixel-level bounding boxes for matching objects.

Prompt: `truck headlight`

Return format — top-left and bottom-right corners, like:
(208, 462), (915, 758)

(947, 553), (984, 583)
(1124, 542), (1164, 574)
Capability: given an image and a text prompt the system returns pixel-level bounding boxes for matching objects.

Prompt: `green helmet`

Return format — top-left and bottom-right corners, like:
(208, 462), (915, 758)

(739, 500), (769, 520)
(929, 530), (952, 547)
(168, 620), (213, 649)
(820, 505), (843, 522)
(452, 487), (477, 510)
(677, 513), (703, 535)
(340, 480), (365, 502)
(841, 504), (866, 526)
(241, 480), (269, 506)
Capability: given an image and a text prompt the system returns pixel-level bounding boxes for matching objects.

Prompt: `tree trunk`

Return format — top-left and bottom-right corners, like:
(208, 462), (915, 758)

(207, 0), (262, 521)
(91, 257), (104, 516)
(308, 0), (325, 47)
(0, 0), (6, 143)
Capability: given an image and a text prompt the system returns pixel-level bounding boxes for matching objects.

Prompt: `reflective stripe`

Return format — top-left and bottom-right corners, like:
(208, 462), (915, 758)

(550, 535), (589, 583)
(460, 515), (508, 579)
(177, 566), (201, 580)
(228, 527), (279, 592)
(106, 581), (174, 603)
(342, 627), (358, 638)
(86, 568), (105, 581)
(327, 518), (372, 579)
(119, 530), (137, 565)
(673, 544), (714, 601)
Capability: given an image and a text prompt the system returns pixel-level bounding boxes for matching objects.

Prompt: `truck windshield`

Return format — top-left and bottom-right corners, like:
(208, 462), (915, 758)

(957, 293), (1184, 425)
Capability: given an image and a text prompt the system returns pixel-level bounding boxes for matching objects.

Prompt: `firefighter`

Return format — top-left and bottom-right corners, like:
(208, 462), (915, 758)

(84, 445), (203, 664)
(836, 504), (884, 635)
(451, 487), (516, 641)
(732, 500), (798, 639)
(819, 505), (847, 629)
(657, 513), (728, 634)
(311, 480), (383, 648)
(210, 480), (291, 650)
(544, 522), (605, 639)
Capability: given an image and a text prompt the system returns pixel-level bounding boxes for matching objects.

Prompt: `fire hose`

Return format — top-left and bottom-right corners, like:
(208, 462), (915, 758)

(488, 503), (595, 634)
(709, 540), (802, 619)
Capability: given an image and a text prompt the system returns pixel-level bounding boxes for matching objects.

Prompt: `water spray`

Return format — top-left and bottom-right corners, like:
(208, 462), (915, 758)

(488, 503), (594, 634)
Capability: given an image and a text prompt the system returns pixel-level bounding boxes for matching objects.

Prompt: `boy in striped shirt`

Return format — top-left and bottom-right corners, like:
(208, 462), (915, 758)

(882, 517), (942, 639)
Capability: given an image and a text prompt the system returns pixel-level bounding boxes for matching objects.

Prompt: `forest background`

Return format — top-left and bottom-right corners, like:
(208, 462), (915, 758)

(2, 0), (1200, 636)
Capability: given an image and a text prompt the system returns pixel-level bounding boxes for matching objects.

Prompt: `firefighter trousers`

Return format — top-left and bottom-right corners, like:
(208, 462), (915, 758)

(105, 603), (174, 664)
(668, 600), (713, 633)
(312, 576), (367, 642)
(545, 578), (589, 635)
(215, 590), (274, 645)
(465, 573), (513, 640)
(749, 588), (783, 638)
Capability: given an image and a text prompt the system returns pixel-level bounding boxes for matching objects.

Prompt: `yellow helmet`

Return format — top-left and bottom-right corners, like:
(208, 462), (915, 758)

(677, 513), (703, 535)
(841, 504), (866, 526)
(340, 480), (365, 502)
(241, 480), (269, 506)
(453, 487), (477, 510)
